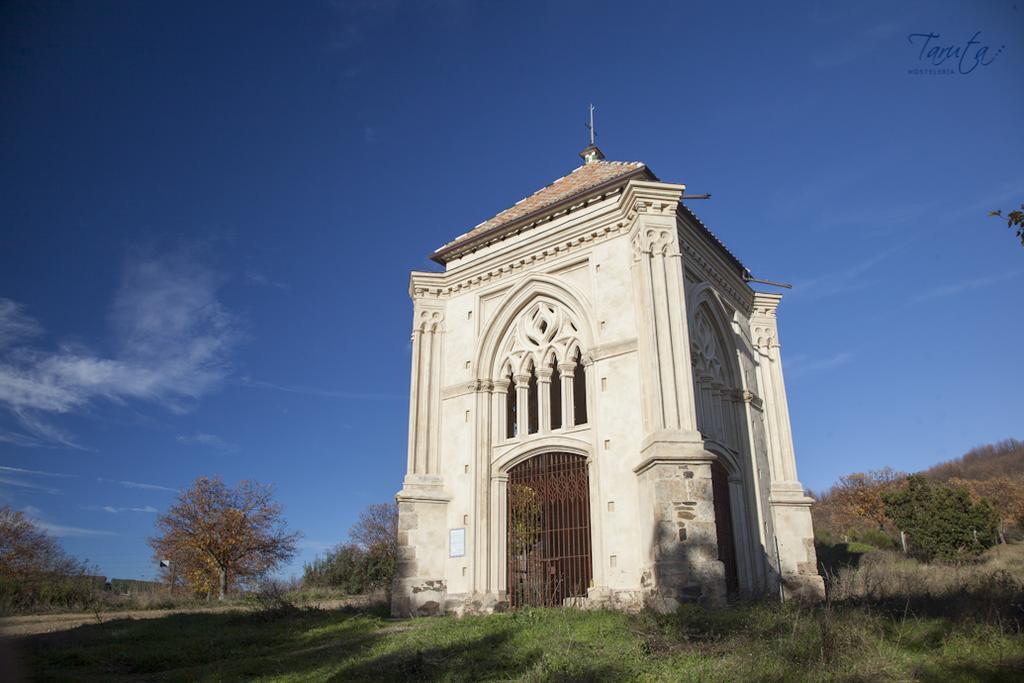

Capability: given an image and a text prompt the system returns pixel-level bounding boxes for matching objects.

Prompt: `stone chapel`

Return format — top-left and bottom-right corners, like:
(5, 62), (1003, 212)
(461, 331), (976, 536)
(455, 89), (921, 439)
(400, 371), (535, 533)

(392, 142), (824, 617)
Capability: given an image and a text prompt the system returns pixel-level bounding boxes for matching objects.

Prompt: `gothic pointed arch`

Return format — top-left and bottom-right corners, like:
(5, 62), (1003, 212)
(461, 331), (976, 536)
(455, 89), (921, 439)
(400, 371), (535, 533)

(475, 274), (597, 382)
(686, 282), (746, 451)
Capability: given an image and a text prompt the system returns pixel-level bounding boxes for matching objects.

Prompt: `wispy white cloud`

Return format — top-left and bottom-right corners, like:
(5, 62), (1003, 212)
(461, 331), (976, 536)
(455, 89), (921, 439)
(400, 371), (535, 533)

(36, 520), (116, 537)
(785, 352), (855, 379)
(238, 376), (401, 400)
(0, 249), (241, 447)
(8, 408), (86, 450)
(176, 432), (236, 452)
(0, 299), (42, 349)
(93, 504), (158, 514)
(0, 476), (62, 494)
(98, 477), (178, 493)
(22, 506), (114, 537)
(790, 247), (900, 301)
(910, 268), (1022, 303)
(0, 428), (46, 448)
(0, 465), (75, 478)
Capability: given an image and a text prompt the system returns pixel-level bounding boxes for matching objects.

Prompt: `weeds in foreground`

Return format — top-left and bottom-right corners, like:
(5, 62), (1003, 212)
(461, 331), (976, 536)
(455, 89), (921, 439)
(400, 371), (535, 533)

(14, 546), (1024, 681)
(16, 598), (1024, 682)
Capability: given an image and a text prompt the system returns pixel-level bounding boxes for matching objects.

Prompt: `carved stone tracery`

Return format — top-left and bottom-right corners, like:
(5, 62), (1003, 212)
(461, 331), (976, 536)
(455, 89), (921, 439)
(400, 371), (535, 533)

(500, 299), (583, 375)
(690, 305), (740, 451)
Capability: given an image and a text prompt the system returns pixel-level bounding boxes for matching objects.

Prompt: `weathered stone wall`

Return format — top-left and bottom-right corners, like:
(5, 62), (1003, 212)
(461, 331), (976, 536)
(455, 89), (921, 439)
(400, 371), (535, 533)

(392, 494), (449, 617)
(636, 459), (726, 611)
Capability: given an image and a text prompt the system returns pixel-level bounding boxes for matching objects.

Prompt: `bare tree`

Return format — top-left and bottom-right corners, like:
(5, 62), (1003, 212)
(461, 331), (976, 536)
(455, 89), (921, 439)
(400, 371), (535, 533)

(349, 503), (398, 592)
(350, 503), (397, 550)
(0, 506), (89, 580)
(150, 477), (300, 600)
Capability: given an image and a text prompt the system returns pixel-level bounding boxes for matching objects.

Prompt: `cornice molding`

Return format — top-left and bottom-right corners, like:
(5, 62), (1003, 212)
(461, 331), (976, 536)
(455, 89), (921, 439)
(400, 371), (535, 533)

(679, 226), (753, 314)
(751, 292), (782, 318)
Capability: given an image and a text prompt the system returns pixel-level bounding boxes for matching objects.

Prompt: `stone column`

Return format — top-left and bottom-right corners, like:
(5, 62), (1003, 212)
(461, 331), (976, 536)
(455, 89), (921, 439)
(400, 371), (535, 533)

(558, 361), (575, 429)
(750, 293), (824, 599)
(626, 182), (726, 610)
(492, 473), (509, 597)
(493, 377), (509, 441)
(514, 374), (530, 438)
(473, 380), (494, 595)
(628, 195), (701, 442)
(393, 304), (451, 617)
(537, 367), (552, 433)
(406, 307), (444, 477)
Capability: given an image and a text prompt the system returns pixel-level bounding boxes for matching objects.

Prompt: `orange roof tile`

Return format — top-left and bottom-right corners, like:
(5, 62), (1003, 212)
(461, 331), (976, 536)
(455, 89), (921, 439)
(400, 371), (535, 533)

(431, 159), (652, 264)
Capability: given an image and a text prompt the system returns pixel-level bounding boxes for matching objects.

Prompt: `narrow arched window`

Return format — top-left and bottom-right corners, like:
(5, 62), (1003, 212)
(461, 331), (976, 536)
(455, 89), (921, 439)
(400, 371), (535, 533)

(549, 358), (562, 430)
(505, 369), (516, 439)
(527, 365), (539, 434)
(573, 348), (587, 426)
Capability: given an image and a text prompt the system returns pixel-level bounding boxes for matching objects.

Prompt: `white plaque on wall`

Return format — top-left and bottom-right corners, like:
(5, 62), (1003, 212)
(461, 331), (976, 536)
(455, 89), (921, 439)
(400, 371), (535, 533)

(449, 528), (465, 557)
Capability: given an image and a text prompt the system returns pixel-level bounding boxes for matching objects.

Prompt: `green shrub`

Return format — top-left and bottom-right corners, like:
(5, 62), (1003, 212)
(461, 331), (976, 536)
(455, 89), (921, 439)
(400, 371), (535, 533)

(848, 528), (896, 550)
(882, 475), (999, 562)
(303, 544), (378, 593)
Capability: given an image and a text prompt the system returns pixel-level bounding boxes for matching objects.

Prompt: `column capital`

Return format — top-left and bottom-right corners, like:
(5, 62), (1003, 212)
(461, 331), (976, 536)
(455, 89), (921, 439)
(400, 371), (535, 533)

(513, 373), (531, 389)
(557, 362), (576, 376)
(413, 306), (445, 332)
(750, 292), (782, 319)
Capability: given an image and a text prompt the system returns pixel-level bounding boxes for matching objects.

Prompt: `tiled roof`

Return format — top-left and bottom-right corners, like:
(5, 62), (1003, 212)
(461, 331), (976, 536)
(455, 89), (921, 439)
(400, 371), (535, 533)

(677, 202), (748, 275)
(431, 160), (652, 264)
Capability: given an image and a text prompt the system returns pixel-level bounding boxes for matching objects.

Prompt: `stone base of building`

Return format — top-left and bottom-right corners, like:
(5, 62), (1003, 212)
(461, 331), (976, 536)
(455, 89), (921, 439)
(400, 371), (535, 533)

(440, 592), (510, 617)
(391, 577), (447, 617)
(634, 442), (729, 612)
(391, 477), (451, 618)
(780, 572), (826, 601)
(769, 487), (826, 602)
(438, 587), (648, 616)
(578, 587), (645, 612)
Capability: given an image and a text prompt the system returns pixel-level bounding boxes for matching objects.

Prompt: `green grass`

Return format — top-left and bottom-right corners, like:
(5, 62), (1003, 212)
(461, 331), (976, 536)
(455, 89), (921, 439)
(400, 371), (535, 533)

(15, 601), (1024, 682)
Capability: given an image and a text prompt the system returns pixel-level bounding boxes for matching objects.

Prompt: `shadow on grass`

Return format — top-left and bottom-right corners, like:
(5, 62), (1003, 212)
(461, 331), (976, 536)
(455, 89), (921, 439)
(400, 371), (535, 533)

(916, 656), (1024, 683)
(17, 606), (383, 682)
(16, 606), (633, 682)
(816, 541), (868, 576)
(334, 627), (525, 681)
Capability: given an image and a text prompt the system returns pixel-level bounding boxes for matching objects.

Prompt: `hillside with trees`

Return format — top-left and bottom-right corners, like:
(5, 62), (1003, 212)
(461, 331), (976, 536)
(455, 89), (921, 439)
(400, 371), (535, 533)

(812, 438), (1024, 557)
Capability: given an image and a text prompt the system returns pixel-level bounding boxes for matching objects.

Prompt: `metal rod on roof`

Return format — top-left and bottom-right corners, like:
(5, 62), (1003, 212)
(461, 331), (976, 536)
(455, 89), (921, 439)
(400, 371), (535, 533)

(744, 272), (793, 289)
(681, 193), (711, 199)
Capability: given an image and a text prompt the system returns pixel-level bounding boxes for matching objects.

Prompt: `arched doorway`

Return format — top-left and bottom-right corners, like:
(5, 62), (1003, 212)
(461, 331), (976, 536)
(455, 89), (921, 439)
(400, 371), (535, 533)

(506, 452), (592, 607)
(711, 461), (740, 594)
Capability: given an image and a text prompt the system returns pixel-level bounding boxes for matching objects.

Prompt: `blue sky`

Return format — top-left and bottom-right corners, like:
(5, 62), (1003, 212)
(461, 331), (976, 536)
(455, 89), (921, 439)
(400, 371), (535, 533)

(1, 1), (1021, 581)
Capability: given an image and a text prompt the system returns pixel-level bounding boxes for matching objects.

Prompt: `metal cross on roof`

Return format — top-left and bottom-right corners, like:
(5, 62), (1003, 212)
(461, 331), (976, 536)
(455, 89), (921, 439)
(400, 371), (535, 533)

(585, 103), (596, 146)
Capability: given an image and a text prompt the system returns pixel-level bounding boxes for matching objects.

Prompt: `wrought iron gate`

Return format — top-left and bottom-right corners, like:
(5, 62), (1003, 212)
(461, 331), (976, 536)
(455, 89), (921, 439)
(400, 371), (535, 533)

(506, 452), (592, 608)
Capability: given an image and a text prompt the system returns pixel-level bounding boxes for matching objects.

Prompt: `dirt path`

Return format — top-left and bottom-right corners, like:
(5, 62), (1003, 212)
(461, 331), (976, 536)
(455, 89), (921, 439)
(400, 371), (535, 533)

(0, 599), (358, 638)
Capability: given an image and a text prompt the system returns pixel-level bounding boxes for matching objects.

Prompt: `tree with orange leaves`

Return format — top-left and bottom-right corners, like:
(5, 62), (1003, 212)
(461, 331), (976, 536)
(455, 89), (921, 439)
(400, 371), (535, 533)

(831, 467), (906, 532)
(149, 477), (299, 600)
